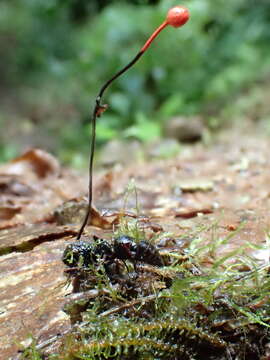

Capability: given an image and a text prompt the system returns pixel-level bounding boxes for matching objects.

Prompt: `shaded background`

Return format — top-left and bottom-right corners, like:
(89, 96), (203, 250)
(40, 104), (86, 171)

(1, 0), (270, 166)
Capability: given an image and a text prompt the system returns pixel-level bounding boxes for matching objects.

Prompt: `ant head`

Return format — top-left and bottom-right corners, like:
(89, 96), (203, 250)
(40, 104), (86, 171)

(113, 235), (137, 261)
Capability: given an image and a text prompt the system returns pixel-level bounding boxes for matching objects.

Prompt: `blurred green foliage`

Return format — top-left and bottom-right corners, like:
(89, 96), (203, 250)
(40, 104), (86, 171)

(0, 0), (270, 165)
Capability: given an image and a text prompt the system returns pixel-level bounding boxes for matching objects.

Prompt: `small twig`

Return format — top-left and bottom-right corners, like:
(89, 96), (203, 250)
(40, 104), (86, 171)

(65, 288), (110, 301)
(100, 294), (159, 317)
(234, 263), (270, 282)
(36, 333), (66, 351)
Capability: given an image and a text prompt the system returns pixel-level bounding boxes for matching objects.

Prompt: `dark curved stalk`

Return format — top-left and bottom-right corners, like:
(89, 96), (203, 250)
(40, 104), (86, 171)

(76, 50), (144, 240)
(76, 19), (171, 240)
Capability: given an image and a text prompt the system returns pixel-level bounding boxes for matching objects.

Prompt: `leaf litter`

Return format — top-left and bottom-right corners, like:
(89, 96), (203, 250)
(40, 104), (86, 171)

(1, 129), (270, 359)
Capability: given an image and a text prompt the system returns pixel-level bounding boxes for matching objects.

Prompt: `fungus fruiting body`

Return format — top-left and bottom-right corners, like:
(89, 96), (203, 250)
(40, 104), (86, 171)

(167, 6), (189, 28)
(141, 6), (189, 52)
(77, 6), (190, 240)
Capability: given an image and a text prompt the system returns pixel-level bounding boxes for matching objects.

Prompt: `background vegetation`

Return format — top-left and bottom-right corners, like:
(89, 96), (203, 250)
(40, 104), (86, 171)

(0, 0), (270, 165)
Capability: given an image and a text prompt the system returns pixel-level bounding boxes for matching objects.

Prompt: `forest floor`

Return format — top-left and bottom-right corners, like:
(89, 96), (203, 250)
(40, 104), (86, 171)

(1, 123), (270, 359)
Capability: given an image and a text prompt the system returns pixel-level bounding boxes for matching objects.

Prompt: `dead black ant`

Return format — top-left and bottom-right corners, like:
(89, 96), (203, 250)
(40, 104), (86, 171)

(62, 235), (163, 282)
(114, 236), (163, 267)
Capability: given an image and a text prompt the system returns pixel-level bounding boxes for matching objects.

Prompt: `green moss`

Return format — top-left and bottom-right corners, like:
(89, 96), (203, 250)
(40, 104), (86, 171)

(19, 337), (43, 360)
(22, 220), (270, 359)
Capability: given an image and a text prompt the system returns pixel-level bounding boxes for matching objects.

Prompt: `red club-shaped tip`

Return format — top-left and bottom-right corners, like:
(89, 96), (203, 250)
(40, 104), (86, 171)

(166, 6), (190, 28)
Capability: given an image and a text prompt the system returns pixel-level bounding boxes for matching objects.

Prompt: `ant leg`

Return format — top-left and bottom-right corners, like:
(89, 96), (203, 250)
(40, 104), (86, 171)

(123, 260), (130, 274)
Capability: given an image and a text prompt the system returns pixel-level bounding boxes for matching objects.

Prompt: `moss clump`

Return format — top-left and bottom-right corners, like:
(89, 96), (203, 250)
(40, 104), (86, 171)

(21, 221), (270, 359)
